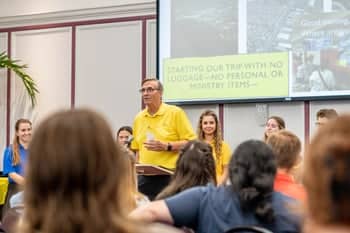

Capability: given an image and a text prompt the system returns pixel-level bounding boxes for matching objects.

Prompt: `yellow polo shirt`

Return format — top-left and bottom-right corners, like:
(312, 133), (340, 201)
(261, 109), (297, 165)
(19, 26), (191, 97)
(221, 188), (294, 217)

(131, 103), (196, 169)
(209, 140), (232, 179)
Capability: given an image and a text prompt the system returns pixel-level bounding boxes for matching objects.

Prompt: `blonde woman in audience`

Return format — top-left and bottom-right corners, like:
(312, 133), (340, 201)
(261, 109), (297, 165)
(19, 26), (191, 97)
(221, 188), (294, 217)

(156, 140), (217, 200)
(20, 109), (181, 233)
(266, 130), (306, 201)
(303, 114), (350, 233)
(264, 116), (285, 142)
(197, 110), (231, 185)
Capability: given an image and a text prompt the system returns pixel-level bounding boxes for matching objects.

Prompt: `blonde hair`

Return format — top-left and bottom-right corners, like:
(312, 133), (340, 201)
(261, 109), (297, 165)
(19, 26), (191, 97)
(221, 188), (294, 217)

(121, 147), (147, 211)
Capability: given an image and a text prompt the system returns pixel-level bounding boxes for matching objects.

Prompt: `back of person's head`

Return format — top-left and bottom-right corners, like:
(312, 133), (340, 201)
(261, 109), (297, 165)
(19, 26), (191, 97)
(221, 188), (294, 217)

(304, 114), (350, 225)
(316, 108), (338, 120)
(229, 140), (277, 223)
(156, 140), (217, 200)
(22, 108), (135, 233)
(266, 130), (301, 170)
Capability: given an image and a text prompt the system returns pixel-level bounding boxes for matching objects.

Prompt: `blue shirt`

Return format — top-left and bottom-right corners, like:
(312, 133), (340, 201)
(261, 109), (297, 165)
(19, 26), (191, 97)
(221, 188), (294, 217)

(3, 144), (27, 183)
(165, 184), (300, 233)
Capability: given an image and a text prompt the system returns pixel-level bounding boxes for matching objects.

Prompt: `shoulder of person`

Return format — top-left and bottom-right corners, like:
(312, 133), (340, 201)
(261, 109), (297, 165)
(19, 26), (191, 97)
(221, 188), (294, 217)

(4, 145), (14, 154)
(134, 108), (149, 119)
(163, 103), (183, 111)
(221, 141), (231, 149)
(273, 191), (295, 202)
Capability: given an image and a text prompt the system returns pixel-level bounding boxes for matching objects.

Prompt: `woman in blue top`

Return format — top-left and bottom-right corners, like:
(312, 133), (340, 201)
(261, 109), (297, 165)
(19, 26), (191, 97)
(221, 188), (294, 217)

(2, 118), (32, 215)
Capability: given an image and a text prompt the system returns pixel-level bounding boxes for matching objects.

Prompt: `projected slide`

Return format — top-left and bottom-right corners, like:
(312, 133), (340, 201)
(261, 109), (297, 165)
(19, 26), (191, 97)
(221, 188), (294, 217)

(163, 52), (288, 101)
(158, 0), (350, 103)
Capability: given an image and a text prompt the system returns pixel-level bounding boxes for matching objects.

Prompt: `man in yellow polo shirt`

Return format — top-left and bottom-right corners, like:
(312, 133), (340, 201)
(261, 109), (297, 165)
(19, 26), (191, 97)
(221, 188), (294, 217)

(131, 78), (196, 200)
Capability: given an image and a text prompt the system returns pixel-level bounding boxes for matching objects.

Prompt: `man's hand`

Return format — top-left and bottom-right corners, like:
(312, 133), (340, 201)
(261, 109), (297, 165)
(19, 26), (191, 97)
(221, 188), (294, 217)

(144, 140), (167, 151)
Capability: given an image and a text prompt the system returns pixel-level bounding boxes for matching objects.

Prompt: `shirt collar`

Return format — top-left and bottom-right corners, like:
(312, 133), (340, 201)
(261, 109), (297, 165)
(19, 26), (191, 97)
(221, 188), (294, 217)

(143, 103), (166, 117)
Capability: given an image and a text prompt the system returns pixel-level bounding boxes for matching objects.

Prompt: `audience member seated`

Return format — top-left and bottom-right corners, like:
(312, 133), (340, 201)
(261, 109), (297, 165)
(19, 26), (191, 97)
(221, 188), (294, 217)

(266, 130), (306, 201)
(116, 126), (133, 148)
(2, 119), (32, 218)
(315, 108), (338, 127)
(122, 147), (149, 210)
(19, 108), (182, 233)
(156, 140), (217, 200)
(130, 140), (301, 233)
(303, 114), (350, 233)
(263, 116), (285, 142)
(197, 110), (232, 185)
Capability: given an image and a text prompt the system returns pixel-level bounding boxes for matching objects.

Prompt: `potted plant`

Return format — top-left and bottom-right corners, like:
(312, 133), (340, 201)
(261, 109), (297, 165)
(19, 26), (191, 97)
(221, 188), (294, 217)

(0, 51), (38, 106)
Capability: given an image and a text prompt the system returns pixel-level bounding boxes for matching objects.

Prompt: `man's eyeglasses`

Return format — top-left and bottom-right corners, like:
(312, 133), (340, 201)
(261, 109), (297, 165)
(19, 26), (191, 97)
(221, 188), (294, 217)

(138, 87), (160, 93)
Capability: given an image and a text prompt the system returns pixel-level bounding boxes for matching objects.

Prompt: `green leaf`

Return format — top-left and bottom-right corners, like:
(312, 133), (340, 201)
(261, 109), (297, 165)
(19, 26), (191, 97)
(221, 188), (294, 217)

(0, 51), (39, 106)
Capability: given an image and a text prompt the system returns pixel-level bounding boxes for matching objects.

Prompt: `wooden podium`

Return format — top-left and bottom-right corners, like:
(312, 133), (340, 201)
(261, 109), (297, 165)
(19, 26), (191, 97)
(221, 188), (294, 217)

(136, 164), (174, 176)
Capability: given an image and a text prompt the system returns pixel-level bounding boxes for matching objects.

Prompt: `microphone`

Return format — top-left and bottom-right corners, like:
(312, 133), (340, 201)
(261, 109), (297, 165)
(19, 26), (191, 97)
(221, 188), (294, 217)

(125, 135), (133, 149)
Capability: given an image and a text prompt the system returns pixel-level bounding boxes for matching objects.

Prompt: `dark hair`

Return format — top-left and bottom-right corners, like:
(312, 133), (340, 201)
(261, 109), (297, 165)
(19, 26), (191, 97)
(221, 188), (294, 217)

(264, 116), (286, 141)
(229, 140), (277, 223)
(316, 109), (338, 120)
(141, 78), (163, 92)
(117, 126), (133, 138)
(304, 114), (350, 225)
(266, 130), (301, 170)
(156, 140), (217, 200)
(23, 109), (136, 233)
(12, 119), (32, 165)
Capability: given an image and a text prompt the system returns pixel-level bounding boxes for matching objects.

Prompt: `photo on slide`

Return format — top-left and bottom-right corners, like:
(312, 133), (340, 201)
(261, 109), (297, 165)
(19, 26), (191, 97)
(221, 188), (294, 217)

(247, 0), (323, 53)
(171, 0), (238, 58)
(291, 12), (350, 94)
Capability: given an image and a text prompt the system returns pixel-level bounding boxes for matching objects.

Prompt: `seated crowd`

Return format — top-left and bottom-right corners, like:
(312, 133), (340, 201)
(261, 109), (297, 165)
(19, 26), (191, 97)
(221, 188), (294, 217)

(2, 107), (349, 233)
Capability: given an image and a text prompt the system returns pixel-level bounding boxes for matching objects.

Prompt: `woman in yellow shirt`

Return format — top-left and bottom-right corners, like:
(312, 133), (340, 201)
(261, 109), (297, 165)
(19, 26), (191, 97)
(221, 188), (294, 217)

(197, 110), (232, 185)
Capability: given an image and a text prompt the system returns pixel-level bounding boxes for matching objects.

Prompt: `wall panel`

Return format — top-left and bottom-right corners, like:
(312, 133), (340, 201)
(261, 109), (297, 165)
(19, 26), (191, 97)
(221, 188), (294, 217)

(181, 104), (219, 134)
(224, 102), (304, 151)
(11, 27), (72, 130)
(75, 21), (142, 132)
(0, 33), (8, 170)
(146, 19), (157, 77)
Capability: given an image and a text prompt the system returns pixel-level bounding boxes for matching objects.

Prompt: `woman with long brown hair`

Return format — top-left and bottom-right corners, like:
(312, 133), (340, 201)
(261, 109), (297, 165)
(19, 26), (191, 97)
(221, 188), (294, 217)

(2, 118), (32, 215)
(21, 109), (180, 233)
(156, 140), (217, 200)
(197, 110), (231, 185)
